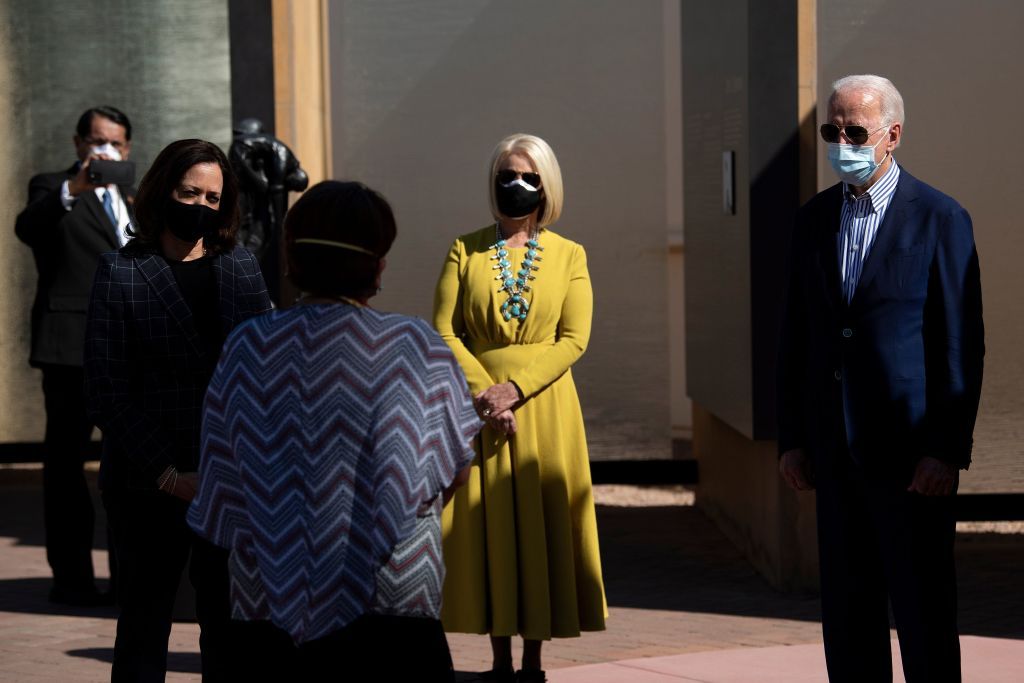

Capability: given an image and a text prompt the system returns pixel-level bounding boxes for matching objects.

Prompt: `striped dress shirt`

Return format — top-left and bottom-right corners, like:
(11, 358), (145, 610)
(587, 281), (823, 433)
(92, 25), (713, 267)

(838, 159), (901, 303)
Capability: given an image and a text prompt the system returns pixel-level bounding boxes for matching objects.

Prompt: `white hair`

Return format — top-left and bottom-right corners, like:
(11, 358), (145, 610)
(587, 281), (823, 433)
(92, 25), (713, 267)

(830, 74), (905, 127)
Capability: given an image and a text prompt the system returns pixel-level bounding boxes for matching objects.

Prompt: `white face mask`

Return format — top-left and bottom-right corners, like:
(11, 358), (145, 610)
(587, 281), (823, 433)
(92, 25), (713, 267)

(90, 142), (122, 161)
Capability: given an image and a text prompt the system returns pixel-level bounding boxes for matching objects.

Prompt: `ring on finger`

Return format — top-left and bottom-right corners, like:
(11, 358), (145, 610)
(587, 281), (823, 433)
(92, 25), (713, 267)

(482, 408), (492, 417)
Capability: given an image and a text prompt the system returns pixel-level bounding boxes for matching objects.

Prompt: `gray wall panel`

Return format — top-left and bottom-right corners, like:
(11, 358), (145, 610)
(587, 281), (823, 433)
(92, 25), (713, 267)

(328, 0), (672, 459)
(682, 0), (753, 436)
(683, 0), (802, 440)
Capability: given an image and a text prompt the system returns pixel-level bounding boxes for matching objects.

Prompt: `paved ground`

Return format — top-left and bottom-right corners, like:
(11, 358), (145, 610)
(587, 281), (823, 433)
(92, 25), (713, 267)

(967, 390), (1024, 493)
(0, 466), (1020, 681)
(548, 637), (1024, 682)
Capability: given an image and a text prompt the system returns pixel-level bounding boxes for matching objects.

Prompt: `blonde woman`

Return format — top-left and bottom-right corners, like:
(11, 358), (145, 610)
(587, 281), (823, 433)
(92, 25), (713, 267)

(433, 134), (607, 682)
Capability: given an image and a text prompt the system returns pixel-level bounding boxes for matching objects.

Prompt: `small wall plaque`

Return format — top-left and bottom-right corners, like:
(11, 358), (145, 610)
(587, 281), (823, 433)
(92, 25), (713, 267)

(722, 150), (735, 215)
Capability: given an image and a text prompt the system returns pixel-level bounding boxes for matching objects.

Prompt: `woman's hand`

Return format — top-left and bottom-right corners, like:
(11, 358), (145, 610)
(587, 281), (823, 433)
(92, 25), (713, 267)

(474, 382), (522, 419)
(779, 449), (814, 491)
(487, 409), (518, 435)
(170, 472), (199, 502)
(443, 464), (474, 505)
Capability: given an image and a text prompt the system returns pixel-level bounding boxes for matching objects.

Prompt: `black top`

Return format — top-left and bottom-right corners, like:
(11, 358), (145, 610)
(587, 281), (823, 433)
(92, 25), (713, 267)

(85, 246), (273, 490)
(167, 256), (224, 367)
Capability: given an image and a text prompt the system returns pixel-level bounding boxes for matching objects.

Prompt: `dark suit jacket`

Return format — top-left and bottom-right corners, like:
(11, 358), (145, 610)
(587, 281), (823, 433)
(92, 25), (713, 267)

(84, 245), (272, 491)
(777, 168), (984, 472)
(14, 165), (135, 367)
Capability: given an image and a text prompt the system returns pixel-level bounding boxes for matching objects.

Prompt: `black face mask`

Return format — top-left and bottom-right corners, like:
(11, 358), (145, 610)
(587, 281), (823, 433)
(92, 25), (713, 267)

(165, 199), (220, 243)
(495, 179), (542, 219)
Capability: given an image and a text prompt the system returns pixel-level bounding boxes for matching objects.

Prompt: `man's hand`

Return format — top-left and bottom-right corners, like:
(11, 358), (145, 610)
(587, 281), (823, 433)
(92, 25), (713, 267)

(474, 382), (521, 419)
(780, 448), (815, 491)
(67, 152), (113, 197)
(908, 456), (957, 496)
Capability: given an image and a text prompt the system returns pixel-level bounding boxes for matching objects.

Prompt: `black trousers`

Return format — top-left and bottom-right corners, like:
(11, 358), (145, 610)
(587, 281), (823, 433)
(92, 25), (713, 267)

(815, 450), (960, 683)
(40, 364), (100, 592)
(104, 489), (237, 683)
(230, 614), (455, 682)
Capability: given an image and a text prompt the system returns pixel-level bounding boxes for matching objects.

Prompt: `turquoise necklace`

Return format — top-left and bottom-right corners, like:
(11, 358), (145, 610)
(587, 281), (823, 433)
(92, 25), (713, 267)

(490, 222), (543, 322)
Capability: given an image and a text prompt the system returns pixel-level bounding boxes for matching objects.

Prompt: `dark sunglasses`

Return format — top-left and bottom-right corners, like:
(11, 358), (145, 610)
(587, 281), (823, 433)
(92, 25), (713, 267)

(819, 123), (888, 145)
(496, 169), (541, 188)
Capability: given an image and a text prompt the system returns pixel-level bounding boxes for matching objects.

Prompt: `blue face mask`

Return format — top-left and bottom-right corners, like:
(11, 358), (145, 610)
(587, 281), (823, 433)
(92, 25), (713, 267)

(827, 128), (889, 186)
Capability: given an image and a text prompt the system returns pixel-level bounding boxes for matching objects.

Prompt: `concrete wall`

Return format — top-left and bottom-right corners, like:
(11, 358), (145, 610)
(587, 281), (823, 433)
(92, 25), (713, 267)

(694, 405), (819, 591)
(325, 0), (683, 459)
(0, 0), (233, 444)
(817, 0), (1024, 492)
(682, 0), (819, 591)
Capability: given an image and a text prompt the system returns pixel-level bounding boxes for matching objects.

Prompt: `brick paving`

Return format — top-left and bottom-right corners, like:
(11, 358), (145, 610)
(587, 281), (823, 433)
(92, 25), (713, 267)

(548, 637), (1024, 682)
(0, 467), (1021, 681)
(967, 393), (1024, 493)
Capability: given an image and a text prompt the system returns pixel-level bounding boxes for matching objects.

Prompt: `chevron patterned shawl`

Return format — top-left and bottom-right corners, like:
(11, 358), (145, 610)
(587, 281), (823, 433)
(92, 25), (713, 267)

(187, 304), (480, 643)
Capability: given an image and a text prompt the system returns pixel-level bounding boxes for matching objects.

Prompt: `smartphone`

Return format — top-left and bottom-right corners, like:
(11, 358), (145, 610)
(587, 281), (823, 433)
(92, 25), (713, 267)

(88, 159), (135, 186)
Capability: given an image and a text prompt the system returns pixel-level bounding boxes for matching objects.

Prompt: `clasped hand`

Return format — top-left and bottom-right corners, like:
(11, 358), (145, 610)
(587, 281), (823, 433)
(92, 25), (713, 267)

(168, 472), (199, 502)
(780, 450), (957, 496)
(474, 382), (522, 435)
(907, 456), (957, 496)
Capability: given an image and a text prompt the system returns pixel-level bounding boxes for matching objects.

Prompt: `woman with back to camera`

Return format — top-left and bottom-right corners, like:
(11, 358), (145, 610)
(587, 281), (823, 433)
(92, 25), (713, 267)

(433, 134), (608, 682)
(187, 180), (482, 681)
(84, 139), (271, 682)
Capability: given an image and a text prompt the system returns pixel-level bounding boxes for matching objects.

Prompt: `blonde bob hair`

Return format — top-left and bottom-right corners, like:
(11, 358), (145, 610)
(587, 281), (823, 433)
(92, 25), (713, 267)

(488, 133), (564, 229)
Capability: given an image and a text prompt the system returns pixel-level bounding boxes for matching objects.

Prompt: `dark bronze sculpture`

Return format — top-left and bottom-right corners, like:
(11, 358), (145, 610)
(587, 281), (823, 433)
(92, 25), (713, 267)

(230, 118), (309, 303)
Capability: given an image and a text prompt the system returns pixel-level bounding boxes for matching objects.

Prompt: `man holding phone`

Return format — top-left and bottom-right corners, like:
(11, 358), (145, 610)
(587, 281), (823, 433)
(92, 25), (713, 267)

(14, 105), (135, 606)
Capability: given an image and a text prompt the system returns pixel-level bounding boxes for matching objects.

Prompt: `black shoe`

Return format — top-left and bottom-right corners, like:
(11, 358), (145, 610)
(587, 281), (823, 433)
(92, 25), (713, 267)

(516, 669), (546, 682)
(476, 666), (516, 683)
(48, 585), (114, 607)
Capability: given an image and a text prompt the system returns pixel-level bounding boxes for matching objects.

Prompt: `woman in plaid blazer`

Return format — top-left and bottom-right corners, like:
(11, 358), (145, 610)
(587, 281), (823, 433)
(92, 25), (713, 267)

(84, 139), (272, 682)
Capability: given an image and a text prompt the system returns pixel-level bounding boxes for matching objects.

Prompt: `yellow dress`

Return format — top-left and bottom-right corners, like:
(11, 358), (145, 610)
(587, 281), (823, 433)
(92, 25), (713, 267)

(433, 225), (608, 641)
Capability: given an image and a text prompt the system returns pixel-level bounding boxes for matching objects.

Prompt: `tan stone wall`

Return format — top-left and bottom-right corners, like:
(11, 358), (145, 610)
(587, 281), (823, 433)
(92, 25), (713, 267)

(0, 0), (232, 445)
(0, 0), (39, 443)
(2, 0), (692, 455)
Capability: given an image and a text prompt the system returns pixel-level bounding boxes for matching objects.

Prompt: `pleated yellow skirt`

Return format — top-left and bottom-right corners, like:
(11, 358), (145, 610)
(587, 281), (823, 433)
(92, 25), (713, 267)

(440, 341), (607, 640)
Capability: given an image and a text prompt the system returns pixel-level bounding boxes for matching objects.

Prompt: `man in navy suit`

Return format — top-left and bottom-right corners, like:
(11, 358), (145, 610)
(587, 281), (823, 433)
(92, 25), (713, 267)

(14, 106), (135, 605)
(778, 75), (984, 683)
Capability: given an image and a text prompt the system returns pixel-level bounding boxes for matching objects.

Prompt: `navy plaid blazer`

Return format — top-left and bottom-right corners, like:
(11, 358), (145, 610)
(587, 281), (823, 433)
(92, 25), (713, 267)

(85, 244), (272, 490)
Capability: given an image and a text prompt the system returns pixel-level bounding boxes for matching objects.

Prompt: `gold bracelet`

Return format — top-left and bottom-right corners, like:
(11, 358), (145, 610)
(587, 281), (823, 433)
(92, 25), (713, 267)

(157, 466), (177, 492)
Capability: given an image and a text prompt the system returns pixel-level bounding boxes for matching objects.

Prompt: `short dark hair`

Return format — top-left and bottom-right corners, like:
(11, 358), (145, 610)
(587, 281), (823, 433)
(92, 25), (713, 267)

(285, 181), (397, 298)
(76, 106), (132, 141)
(127, 139), (239, 255)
